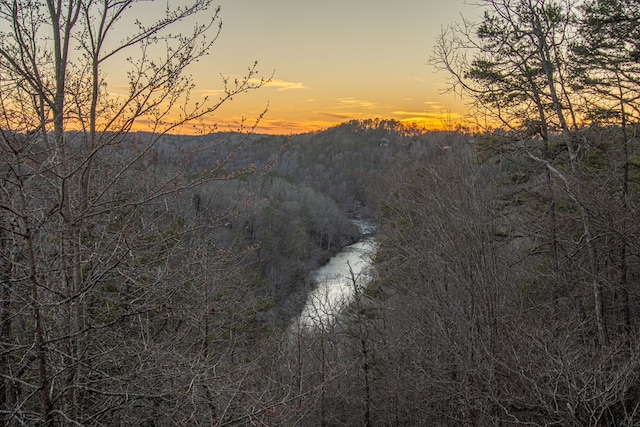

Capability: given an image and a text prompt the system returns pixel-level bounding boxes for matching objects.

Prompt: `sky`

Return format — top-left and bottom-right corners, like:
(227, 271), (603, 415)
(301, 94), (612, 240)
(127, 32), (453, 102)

(136, 0), (481, 135)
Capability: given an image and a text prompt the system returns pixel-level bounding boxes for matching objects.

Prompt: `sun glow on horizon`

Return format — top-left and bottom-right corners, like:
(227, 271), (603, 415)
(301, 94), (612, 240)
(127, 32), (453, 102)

(82, 0), (483, 137)
(139, 111), (473, 136)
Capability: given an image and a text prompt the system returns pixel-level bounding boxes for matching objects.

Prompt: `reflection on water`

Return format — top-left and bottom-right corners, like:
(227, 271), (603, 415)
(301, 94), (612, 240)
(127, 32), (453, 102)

(297, 221), (377, 329)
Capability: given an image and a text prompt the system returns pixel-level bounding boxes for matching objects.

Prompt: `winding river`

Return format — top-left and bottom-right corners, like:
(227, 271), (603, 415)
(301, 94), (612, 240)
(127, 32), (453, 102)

(297, 220), (377, 329)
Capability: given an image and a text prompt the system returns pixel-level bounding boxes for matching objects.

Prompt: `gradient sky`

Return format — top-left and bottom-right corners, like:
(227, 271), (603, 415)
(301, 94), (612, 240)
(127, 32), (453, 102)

(139, 1), (481, 135)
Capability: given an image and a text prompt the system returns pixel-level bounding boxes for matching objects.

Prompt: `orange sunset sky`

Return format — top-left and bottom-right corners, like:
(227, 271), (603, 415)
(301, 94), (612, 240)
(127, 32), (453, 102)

(109, 0), (481, 135)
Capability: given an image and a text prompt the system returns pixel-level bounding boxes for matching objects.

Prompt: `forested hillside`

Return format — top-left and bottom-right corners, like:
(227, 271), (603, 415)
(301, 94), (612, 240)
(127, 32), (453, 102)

(146, 119), (447, 323)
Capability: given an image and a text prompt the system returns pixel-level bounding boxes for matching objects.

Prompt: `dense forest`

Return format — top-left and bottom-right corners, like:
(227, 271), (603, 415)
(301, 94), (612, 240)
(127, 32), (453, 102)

(2, 0), (640, 426)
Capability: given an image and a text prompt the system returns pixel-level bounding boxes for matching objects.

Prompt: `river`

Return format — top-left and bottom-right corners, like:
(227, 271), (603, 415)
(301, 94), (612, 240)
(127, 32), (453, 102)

(297, 220), (377, 329)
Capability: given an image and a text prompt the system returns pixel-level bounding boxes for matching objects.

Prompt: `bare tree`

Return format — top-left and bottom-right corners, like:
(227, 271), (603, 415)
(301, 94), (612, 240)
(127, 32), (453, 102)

(0, 1), (267, 425)
(431, 0), (614, 345)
